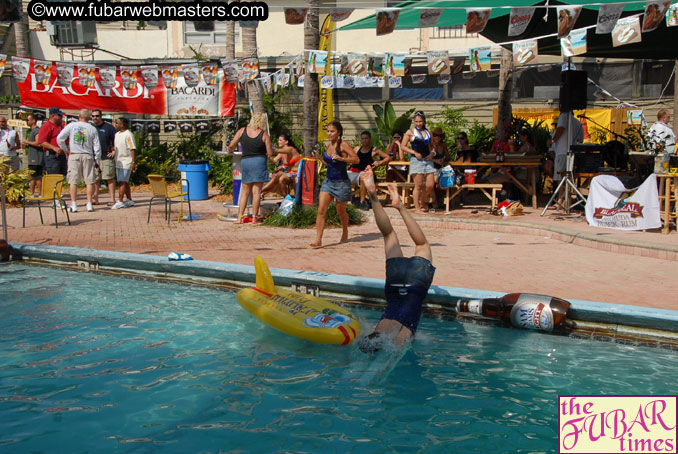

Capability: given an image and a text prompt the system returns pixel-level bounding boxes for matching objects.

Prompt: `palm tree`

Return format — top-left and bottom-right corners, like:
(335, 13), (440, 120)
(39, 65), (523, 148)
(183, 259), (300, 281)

(241, 0), (264, 114)
(225, 0), (235, 60)
(302, 0), (319, 156)
(497, 48), (513, 138)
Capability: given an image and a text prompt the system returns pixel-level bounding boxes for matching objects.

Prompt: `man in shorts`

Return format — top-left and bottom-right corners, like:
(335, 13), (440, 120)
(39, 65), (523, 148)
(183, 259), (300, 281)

(56, 109), (101, 212)
(111, 117), (136, 209)
(23, 114), (44, 195)
(91, 109), (118, 206)
(0, 115), (21, 171)
(357, 165), (436, 353)
(39, 107), (67, 176)
(551, 111), (583, 203)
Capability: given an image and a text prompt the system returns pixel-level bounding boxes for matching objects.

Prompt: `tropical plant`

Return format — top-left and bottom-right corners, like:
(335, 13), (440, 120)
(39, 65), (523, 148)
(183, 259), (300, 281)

(0, 157), (33, 205)
(624, 125), (646, 151)
(428, 106), (470, 153)
(263, 203), (364, 228)
(467, 121), (496, 155)
(373, 101), (415, 145)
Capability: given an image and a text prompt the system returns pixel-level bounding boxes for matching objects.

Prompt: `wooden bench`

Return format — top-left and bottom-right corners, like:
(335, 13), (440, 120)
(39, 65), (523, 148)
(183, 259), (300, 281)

(444, 183), (503, 212)
(377, 182), (415, 207)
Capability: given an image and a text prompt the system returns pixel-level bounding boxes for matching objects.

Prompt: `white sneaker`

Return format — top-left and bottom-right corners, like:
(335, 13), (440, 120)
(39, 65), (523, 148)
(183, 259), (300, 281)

(123, 200), (135, 208)
(110, 201), (125, 210)
(87, 202), (94, 212)
(68, 203), (78, 213)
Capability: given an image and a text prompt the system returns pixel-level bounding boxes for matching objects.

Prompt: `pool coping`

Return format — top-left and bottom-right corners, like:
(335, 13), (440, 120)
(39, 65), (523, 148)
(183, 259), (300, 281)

(8, 242), (678, 336)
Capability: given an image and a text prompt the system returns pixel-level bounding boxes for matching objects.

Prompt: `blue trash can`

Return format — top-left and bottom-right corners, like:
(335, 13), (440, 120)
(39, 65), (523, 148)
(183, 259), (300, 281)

(178, 160), (210, 201)
(232, 152), (242, 205)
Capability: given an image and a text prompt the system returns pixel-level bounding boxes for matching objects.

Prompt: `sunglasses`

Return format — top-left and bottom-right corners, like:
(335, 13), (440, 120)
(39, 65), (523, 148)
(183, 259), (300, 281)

(392, 136), (402, 140)
(433, 133), (443, 137)
(92, 115), (102, 118)
(457, 136), (466, 140)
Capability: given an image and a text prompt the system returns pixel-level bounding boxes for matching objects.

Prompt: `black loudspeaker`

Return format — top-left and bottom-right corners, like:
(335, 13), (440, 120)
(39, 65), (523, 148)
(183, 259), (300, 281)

(559, 70), (588, 112)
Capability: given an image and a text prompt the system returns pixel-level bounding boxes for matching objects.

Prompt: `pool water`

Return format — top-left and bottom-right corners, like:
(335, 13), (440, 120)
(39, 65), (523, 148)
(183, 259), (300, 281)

(1, 263), (676, 453)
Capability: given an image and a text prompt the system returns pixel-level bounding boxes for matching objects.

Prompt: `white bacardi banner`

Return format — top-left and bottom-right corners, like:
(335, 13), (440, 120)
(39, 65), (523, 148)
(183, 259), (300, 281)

(167, 76), (219, 116)
(585, 174), (661, 230)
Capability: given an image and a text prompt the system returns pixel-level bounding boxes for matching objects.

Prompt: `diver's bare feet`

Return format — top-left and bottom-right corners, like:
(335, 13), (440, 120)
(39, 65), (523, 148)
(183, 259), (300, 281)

(360, 165), (377, 194)
(340, 235), (349, 243)
(387, 183), (401, 210)
(309, 242), (322, 249)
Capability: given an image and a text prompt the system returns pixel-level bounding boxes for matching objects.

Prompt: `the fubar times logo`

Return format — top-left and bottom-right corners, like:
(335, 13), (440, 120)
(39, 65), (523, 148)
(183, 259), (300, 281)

(559, 396), (677, 453)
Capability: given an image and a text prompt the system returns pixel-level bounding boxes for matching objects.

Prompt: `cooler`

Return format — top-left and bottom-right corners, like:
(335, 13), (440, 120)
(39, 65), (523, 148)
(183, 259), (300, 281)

(178, 160), (210, 201)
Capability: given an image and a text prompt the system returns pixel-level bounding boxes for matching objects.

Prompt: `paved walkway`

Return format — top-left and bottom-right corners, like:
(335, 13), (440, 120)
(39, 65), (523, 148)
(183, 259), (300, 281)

(5, 190), (678, 310)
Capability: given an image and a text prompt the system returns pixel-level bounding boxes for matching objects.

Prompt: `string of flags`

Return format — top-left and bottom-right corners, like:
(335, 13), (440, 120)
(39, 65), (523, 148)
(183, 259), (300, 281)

(57, 115), (225, 134)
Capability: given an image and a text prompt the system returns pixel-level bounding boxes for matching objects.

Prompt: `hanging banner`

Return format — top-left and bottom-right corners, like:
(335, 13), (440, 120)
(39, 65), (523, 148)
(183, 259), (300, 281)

(201, 63), (218, 86)
(388, 76), (402, 88)
(78, 63), (97, 88)
(642, 0), (671, 31)
(376, 8), (400, 36)
(320, 76), (335, 89)
(419, 8), (444, 27)
(585, 174), (661, 231)
(340, 75), (355, 89)
(0, 54), (6, 78)
(508, 7), (536, 36)
(179, 121), (194, 133)
(557, 6), (582, 38)
(668, 3), (678, 26)
(11, 57), (30, 82)
(147, 120), (161, 133)
(466, 8), (491, 34)
(140, 65), (159, 89)
(437, 74), (451, 84)
(33, 60), (52, 86)
(612, 16), (642, 46)
(221, 59), (239, 82)
(596, 3), (625, 34)
(98, 65), (116, 89)
(513, 108), (612, 143)
(182, 63), (200, 87)
(307, 50), (328, 74)
(120, 66), (138, 90)
(131, 120), (144, 132)
(330, 8), (354, 22)
(284, 8), (308, 25)
(411, 74), (426, 84)
(450, 57), (466, 74)
(16, 58), (235, 116)
(196, 119), (210, 132)
(345, 53), (367, 76)
(318, 15), (334, 142)
(385, 53), (406, 76)
(469, 46), (491, 71)
(369, 56), (384, 77)
(162, 66), (179, 89)
(241, 58), (259, 80)
(164, 120), (177, 133)
(297, 74), (305, 87)
(427, 50), (450, 75)
(561, 28), (588, 56)
(56, 62), (74, 88)
(513, 40), (538, 65)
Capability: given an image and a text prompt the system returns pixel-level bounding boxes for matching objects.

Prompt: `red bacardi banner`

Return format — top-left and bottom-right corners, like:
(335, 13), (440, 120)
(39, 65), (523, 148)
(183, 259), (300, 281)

(17, 60), (235, 117)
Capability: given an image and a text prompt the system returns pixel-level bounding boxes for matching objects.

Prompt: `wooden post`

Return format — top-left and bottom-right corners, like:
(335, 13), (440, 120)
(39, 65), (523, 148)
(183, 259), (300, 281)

(496, 47), (513, 137)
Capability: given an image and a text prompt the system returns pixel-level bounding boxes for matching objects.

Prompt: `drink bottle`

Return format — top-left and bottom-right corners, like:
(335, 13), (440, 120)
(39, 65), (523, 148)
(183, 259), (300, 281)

(456, 293), (571, 332)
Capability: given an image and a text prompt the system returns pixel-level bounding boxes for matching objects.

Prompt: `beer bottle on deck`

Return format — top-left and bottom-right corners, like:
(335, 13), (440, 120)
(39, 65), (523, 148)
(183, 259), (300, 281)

(456, 293), (571, 332)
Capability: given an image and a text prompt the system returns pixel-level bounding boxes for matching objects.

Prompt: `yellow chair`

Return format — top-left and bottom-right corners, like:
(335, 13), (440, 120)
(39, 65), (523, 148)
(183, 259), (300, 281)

(147, 174), (192, 225)
(22, 174), (70, 228)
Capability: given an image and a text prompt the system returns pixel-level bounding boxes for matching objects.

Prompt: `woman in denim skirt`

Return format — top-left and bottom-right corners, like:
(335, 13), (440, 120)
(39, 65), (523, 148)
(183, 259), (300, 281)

(401, 111), (436, 214)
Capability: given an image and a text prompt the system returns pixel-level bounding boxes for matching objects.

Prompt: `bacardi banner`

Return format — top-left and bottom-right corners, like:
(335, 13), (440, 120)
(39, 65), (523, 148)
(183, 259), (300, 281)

(585, 174), (660, 230)
(17, 59), (235, 116)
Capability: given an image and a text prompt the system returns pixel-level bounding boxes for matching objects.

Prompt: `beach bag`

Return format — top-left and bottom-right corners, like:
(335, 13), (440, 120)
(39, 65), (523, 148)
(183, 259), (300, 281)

(438, 166), (455, 188)
(277, 195), (295, 217)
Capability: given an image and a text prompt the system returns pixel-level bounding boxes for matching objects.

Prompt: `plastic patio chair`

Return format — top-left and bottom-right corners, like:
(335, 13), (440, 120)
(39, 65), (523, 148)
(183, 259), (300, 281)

(147, 174), (192, 225)
(22, 174), (71, 228)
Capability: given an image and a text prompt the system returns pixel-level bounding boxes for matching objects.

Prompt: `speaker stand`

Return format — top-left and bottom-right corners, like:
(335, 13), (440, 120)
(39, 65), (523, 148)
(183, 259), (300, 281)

(541, 169), (587, 215)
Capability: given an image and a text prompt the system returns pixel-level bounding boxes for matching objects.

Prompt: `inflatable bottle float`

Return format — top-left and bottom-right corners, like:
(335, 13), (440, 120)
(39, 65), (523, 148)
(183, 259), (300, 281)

(236, 257), (361, 345)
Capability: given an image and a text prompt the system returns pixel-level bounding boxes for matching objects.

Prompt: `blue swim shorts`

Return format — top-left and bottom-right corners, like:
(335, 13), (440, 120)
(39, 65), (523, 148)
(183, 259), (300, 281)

(380, 256), (436, 334)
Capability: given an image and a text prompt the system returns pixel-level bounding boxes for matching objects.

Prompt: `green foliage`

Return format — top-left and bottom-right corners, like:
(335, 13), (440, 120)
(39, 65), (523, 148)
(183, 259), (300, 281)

(624, 125), (646, 151)
(263, 203), (364, 228)
(467, 121), (496, 155)
(373, 101), (414, 144)
(0, 157), (33, 204)
(527, 120), (553, 156)
(188, 44), (209, 62)
(429, 106), (470, 155)
(0, 94), (20, 105)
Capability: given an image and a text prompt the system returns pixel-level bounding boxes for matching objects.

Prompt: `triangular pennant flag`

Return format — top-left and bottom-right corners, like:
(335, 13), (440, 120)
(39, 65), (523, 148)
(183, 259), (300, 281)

(201, 63), (218, 86)
(131, 120), (144, 133)
(162, 66), (179, 89)
(140, 65), (159, 89)
(11, 56), (30, 82)
(98, 65), (116, 89)
(419, 8), (443, 27)
(612, 16), (642, 46)
(179, 121), (194, 133)
(596, 3), (625, 34)
(411, 74), (426, 84)
(513, 40), (538, 65)
(330, 8), (354, 22)
(469, 47), (491, 71)
(557, 6), (582, 38)
(0, 54), (6, 78)
(668, 3), (678, 26)
(508, 7), (536, 36)
(164, 120), (177, 133)
(308, 50), (328, 74)
(561, 29), (588, 56)
(385, 53), (406, 76)
(451, 57), (466, 74)
(56, 62), (74, 88)
(120, 65), (138, 90)
(466, 8), (491, 34)
(284, 8), (308, 25)
(78, 63), (97, 88)
(183, 63), (200, 87)
(642, 0), (671, 31)
(221, 59), (239, 83)
(427, 51), (450, 75)
(320, 75), (335, 89)
(388, 76), (402, 88)
(376, 9), (400, 36)
(437, 74), (451, 84)
(33, 60), (52, 85)
(147, 120), (161, 133)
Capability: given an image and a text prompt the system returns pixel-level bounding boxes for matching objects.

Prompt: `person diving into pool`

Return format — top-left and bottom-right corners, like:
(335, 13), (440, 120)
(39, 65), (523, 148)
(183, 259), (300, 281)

(358, 166), (435, 354)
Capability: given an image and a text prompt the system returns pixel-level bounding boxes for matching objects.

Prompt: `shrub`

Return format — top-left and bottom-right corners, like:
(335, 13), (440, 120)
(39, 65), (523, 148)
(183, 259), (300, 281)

(263, 203), (364, 228)
(0, 157), (33, 205)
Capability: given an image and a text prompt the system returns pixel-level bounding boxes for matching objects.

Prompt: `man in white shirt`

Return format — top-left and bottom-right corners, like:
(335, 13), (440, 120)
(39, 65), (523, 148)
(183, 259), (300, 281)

(0, 115), (22, 171)
(647, 109), (676, 155)
(57, 109), (101, 213)
(111, 117), (137, 209)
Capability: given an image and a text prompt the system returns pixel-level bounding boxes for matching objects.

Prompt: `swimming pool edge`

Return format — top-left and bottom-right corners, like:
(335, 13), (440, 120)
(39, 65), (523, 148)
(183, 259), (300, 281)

(8, 242), (678, 335)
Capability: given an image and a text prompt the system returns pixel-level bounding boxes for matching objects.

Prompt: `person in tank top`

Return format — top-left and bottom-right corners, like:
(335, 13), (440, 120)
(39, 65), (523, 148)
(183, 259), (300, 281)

(349, 130), (391, 210)
(227, 112), (273, 225)
(401, 111), (436, 214)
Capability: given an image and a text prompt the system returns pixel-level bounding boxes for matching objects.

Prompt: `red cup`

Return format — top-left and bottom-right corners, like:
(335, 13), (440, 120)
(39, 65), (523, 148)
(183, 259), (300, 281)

(466, 170), (476, 184)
